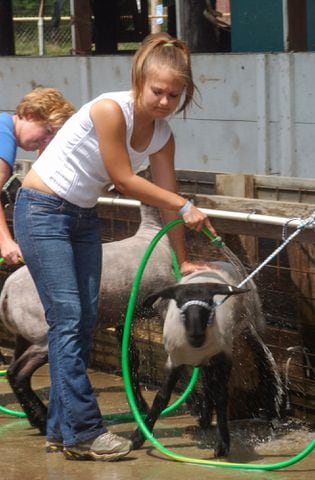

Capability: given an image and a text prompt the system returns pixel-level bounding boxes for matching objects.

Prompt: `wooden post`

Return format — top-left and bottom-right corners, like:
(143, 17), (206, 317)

(287, 242), (315, 364)
(0, 0), (15, 55)
(216, 173), (257, 265)
(287, 0), (307, 51)
(72, 0), (92, 54)
(93, 0), (118, 54)
(151, 0), (161, 34)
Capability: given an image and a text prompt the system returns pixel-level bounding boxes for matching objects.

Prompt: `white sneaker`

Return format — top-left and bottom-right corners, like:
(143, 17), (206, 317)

(45, 440), (64, 453)
(64, 431), (132, 461)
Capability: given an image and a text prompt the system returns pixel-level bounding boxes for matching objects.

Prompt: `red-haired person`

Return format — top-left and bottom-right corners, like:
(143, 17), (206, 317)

(0, 87), (74, 264)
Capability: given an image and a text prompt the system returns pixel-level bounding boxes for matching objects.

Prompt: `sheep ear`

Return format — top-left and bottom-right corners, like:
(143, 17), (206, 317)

(143, 285), (178, 308)
(229, 285), (250, 295)
(212, 284), (250, 296)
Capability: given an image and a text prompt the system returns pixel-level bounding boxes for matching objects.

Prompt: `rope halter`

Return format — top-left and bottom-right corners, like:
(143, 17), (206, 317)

(180, 300), (215, 325)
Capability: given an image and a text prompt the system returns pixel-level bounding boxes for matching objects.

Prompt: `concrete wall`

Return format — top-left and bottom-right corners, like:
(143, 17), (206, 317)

(1, 52), (315, 178)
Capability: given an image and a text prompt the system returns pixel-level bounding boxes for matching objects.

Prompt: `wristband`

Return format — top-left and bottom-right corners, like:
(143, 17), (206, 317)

(179, 200), (193, 216)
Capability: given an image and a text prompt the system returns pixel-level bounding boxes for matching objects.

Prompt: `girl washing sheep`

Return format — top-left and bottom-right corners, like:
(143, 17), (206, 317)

(13, 32), (216, 461)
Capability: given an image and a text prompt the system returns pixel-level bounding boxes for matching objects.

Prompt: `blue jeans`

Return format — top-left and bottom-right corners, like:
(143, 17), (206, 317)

(14, 188), (105, 446)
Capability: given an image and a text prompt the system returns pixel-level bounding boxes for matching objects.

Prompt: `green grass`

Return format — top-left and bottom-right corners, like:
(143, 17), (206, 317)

(15, 40), (139, 56)
(15, 40), (72, 56)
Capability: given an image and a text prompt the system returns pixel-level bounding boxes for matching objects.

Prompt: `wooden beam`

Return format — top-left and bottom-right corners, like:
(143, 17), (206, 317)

(210, 217), (315, 242)
(195, 194), (315, 218)
(216, 173), (256, 262)
(193, 194), (315, 243)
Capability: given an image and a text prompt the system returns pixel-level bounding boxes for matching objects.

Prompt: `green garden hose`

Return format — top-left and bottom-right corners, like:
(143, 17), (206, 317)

(0, 404), (26, 418)
(122, 218), (315, 471)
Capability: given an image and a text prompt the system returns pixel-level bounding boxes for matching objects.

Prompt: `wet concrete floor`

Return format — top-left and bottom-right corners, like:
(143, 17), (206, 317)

(0, 356), (314, 480)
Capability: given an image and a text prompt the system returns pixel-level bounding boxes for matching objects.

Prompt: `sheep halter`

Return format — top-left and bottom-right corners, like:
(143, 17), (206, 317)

(180, 300), (215, 325)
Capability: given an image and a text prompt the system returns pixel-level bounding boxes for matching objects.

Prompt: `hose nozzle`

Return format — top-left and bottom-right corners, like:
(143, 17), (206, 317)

(202, 227), (225, 249)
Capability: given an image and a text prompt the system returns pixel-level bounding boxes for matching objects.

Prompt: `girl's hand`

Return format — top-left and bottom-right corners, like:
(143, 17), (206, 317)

(182, 204), (217, 236)
(0, 240), (24, 265)
(179, 260), (214, 277)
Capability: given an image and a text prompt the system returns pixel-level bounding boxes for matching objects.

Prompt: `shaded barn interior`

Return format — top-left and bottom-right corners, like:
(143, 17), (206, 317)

(0, 168), (314, 423)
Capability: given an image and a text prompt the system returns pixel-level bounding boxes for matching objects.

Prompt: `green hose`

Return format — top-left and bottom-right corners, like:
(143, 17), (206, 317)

(122, 218), (314, 471)
(0, 256), (24, 265)
(0, 371), (28, 417)
(0, 405), (26, 418)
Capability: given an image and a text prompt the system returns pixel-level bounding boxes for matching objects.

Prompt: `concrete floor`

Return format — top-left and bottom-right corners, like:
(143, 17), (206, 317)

(0, 353), (314, 480)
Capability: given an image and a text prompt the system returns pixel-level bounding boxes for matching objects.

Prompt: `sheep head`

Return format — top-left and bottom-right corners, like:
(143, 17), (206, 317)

(144, 283), (249, 348)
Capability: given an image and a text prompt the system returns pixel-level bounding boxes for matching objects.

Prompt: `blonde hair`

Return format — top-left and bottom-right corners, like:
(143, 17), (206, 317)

(131, 33), (196, 117)
(15, 86), (75, 128)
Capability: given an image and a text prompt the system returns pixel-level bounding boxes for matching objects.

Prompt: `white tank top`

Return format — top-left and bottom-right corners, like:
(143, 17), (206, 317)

(32, 91), (172, 207)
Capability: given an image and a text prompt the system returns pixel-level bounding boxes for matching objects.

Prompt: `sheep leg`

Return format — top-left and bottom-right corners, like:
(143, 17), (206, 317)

(130, 365), (182, 449)
(204, 353), (232, 457)
(115, 326), (149, 413)
(196, 367), (215, 429)
(7, 335), (48, 434)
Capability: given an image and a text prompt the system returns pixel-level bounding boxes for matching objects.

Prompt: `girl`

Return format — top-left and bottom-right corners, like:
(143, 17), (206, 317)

(14, 33), (216, 461)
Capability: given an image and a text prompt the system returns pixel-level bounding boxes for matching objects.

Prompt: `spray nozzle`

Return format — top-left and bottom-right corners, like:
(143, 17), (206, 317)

(202, 227), (225, 249)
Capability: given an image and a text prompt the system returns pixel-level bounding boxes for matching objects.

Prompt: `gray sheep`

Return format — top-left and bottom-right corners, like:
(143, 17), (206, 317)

(131, 262), (283, 457)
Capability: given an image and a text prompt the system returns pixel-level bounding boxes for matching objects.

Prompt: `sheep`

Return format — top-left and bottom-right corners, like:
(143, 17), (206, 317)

(130, 262), (283, 458)
(0, 203), (175, 434)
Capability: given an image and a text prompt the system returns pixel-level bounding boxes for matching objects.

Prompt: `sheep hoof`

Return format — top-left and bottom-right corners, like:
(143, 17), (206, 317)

(214, 442), (229, 458)
(130, 430), (146, 450)
(30, 418), (47, 435)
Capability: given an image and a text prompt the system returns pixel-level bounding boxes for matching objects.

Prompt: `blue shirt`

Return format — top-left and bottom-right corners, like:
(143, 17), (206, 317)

(0, 112), (16, 170)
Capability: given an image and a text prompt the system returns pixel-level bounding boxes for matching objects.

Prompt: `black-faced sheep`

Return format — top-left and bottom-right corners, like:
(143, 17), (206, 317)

(0, 203), (175, 434)
(131, 262), (283, 457)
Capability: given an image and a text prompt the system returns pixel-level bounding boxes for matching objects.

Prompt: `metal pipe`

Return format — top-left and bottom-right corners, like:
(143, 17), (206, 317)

(175, 0), (183, 39)
(69, 0), (76, 53)
(97, 196), (315, 230)
(282, 0), (289, 51)
(37, 0), (45, 56)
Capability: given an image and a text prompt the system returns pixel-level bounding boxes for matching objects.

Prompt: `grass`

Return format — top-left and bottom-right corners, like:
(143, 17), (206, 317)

(15, 41), (139, 56)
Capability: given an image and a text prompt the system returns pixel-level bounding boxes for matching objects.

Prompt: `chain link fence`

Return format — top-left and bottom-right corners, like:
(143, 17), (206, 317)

(14, 17), (73, 56)
(12, 0), (73, 56)
(12, 5), (167, 56)
(13, 15), (145, 56)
